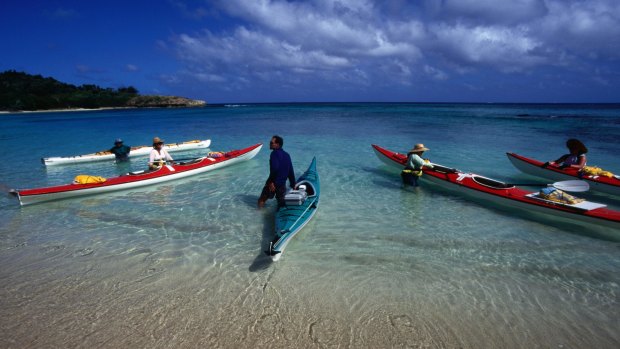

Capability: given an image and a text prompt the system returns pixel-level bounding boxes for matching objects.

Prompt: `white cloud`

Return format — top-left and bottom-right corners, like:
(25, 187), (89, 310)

(194, 72), (227, 83)
(172, 0), (424, 89)
(440, 0), (549, 24)
(177, 27), (350, 71)
(539, 0), (620, 58)
(430, 23), (545, 71)
(213, 0), (420, 59)
(166, 0), (620, 100)
(424, 65), (448, 80)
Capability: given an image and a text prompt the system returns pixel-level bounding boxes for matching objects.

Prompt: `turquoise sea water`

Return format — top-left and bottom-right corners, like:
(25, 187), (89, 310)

(1, 103), (619, 348)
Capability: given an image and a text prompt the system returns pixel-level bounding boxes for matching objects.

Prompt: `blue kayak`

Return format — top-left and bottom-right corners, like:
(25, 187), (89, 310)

(268, 157), (320, 261)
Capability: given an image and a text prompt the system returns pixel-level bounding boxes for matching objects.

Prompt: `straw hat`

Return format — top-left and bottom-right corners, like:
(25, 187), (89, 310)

(153, 136), (164, 145)
(409, 143), (429, 153)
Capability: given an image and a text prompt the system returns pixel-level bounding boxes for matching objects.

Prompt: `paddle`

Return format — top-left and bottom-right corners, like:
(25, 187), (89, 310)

(168, 156), (206, 162)
(426, 162), (589, 191)
(153, 156), (206, 164)
(508, 180), (590, 192)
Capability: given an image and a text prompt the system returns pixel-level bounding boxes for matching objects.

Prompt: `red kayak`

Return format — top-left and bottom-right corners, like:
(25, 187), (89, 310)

(507, 152), (620, 196)
(11, 143), (263, 206)
(373, 144), (620, 230)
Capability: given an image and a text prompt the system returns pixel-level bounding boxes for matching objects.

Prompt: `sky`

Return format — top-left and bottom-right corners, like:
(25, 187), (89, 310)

(1, 0), (619, 103)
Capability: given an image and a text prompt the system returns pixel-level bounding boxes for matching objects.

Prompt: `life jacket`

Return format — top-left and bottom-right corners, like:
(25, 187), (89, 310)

(402, 168), (423, 177)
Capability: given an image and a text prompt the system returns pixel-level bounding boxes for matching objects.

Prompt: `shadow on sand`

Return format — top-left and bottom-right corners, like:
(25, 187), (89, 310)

(238, 194), (276, 272)
(248, 208), (275, 272)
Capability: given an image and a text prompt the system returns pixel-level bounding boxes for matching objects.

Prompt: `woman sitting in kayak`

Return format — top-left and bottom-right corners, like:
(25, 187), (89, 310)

(543, 138), (587, 170)
(148, 136), (175, 170)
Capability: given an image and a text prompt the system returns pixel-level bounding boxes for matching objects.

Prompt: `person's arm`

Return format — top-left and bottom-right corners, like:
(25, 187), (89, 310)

(544, 154), (567, 168)
(164, 150), (174, 161)
(405, 154), (414, 168)
(267, 153), (278, 183)
(411, 154), (426, 169)
(288, 163), (296, 188)
(423, 159), (434, 169)
(148, 150), (156, 164)
(551, 154), (568, 165)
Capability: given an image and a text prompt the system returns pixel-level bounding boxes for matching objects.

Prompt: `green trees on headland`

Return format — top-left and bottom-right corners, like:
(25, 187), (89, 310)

(0, 70), (206, 111)
(0, 70), (139, 111)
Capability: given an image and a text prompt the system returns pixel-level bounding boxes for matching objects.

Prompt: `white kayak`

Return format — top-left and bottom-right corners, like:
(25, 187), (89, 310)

(42, 139), (211, 166)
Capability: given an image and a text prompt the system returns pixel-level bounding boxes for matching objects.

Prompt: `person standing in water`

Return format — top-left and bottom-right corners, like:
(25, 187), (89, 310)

(401, 143), (434, 187)
(258, 135), (295, 208)
(109, 138), (131, 162)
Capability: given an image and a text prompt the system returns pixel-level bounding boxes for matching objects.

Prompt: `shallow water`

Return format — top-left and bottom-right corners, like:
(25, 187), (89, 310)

(1, 104), (619, 348)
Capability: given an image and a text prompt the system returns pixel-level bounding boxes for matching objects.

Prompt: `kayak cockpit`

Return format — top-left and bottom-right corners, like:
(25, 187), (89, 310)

(471, 175), (516, 189)
(296, 180), (316, 196)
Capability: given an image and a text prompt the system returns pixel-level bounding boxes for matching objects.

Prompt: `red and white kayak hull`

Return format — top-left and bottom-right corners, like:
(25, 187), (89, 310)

(507, 152), (620, 196)
(373, 144), (620, 230)
(13, 143), (262, 206)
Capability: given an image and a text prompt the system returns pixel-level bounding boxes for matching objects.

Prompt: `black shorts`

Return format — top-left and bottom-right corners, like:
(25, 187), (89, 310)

(259, 183), (287, 206)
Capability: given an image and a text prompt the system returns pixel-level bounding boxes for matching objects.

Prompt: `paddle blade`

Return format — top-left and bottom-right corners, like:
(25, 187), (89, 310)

(552, 180), (590, 192)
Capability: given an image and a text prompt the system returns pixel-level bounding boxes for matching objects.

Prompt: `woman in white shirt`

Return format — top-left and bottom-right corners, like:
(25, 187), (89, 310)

(148, 136), (174, 170)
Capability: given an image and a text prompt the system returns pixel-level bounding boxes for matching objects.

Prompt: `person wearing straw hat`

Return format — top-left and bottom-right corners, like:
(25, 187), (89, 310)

(109, 138), (131, 163)
(542, 138), (588, 170)
(148, 136), (174, 170)
(401, 143), (434, 187)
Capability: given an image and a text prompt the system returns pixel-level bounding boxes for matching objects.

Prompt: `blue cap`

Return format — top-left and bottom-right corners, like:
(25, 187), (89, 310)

(115, 138), (123, 143)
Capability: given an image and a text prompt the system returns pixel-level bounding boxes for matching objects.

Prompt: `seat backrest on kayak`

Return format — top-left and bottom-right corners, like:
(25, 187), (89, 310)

(297, 181), (315, 196)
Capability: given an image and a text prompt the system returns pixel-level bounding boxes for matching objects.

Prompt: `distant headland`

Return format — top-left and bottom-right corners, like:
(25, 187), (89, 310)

(0, 70), (206, 112)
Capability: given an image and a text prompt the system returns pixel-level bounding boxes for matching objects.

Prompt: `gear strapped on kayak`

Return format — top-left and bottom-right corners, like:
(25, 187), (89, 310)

(73, 175), (107, 184)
